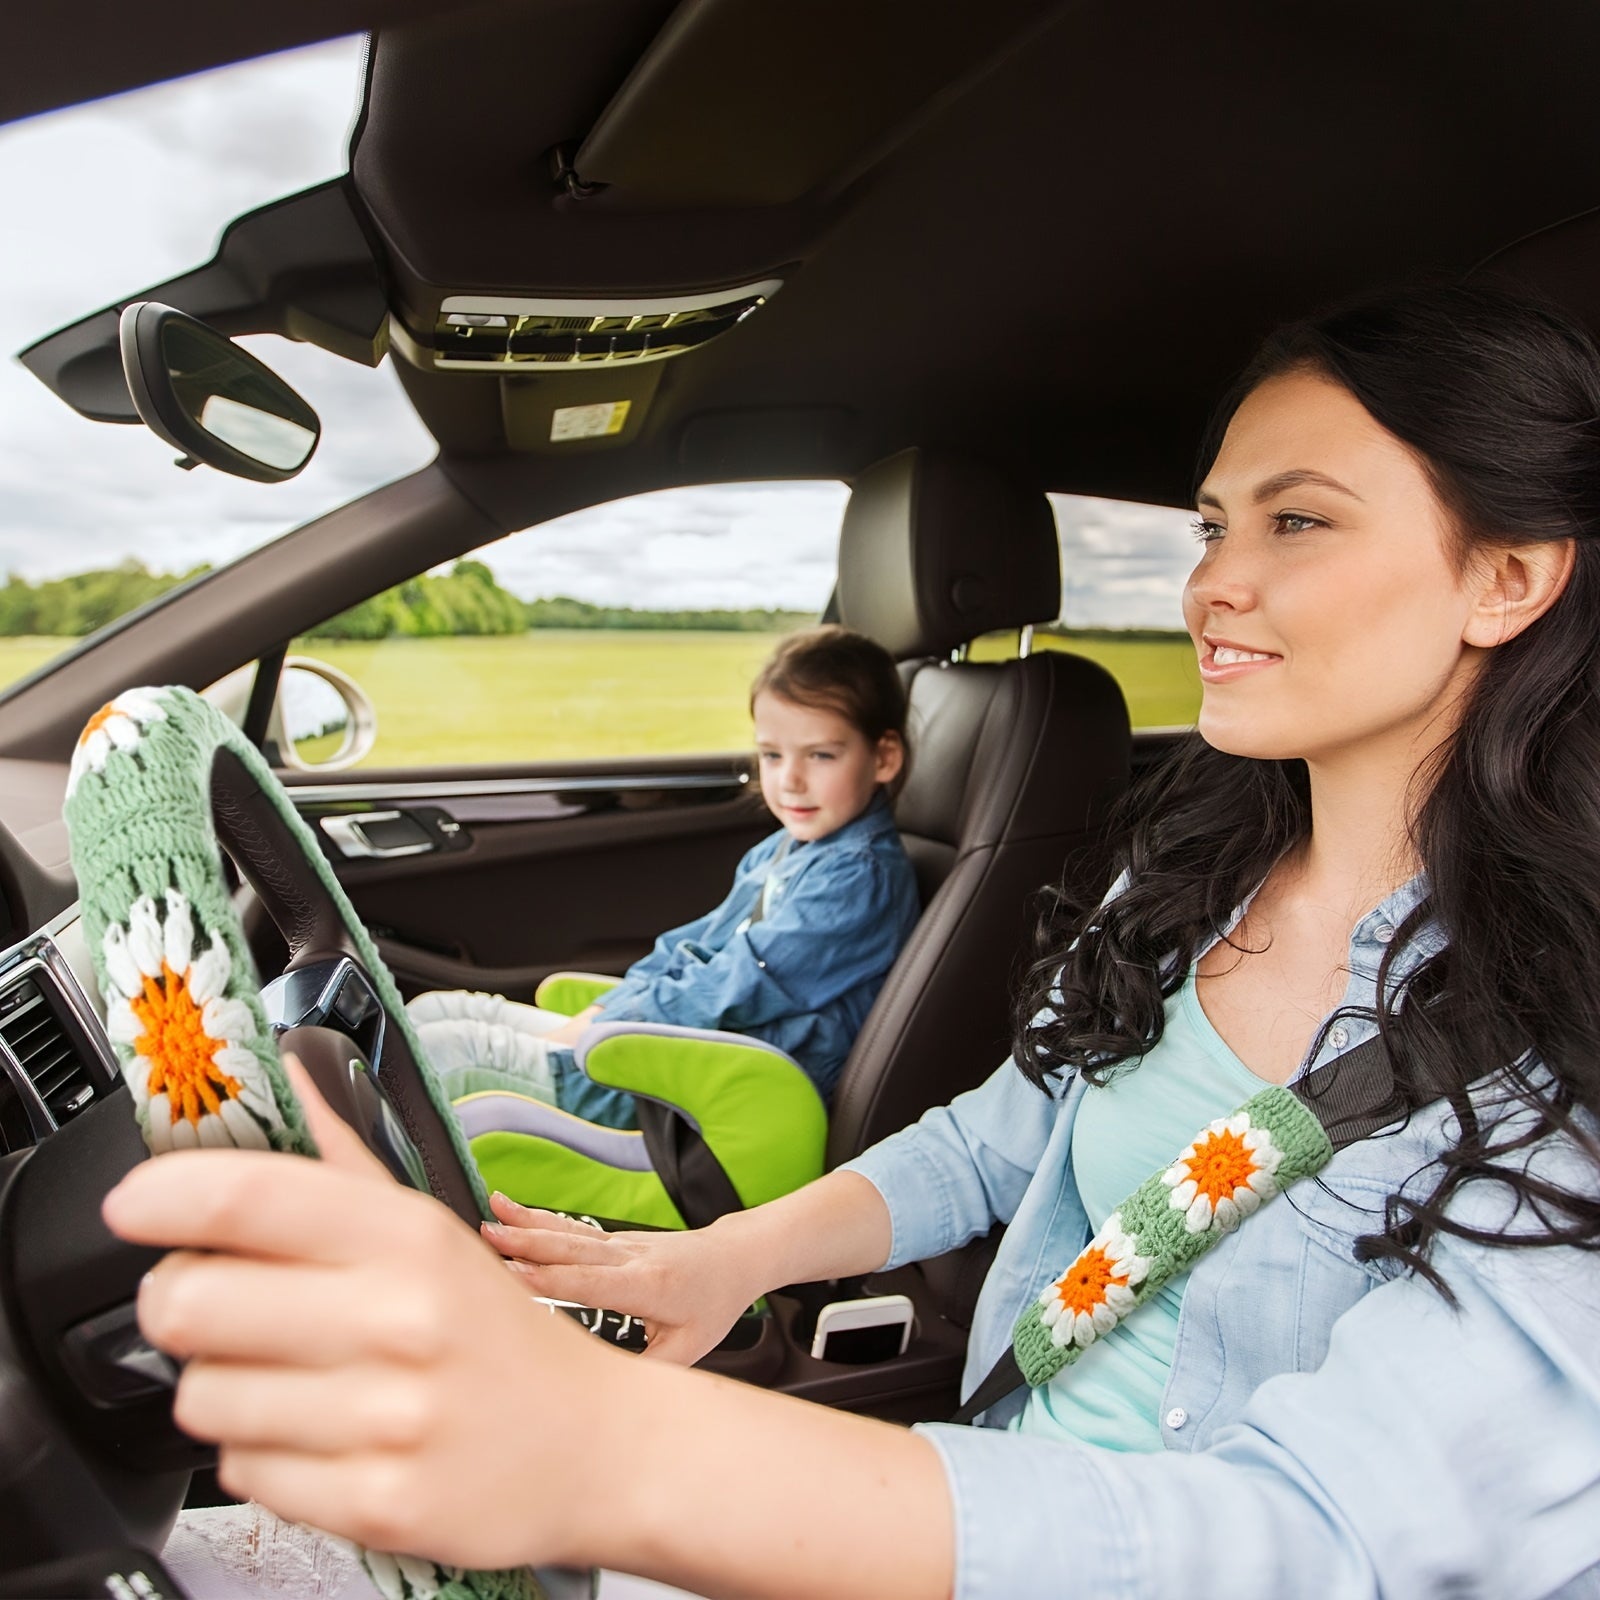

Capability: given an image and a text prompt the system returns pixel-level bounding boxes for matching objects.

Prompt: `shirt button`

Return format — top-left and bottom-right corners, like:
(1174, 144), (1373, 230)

(1327, 1023), (1350, 1050)
(1373, 922), (1395, 945)
(1164, 1407), (1187, 1431)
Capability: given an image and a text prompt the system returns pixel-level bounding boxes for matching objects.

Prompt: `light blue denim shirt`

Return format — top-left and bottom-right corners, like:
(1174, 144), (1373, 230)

(593, 796), (919, 1098)
(843, 878), (1600, 1598)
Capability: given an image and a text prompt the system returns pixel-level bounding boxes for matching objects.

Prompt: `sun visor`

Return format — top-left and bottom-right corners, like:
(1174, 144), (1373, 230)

(571, 0), (1060, 208)
(17, 180), (389, 424)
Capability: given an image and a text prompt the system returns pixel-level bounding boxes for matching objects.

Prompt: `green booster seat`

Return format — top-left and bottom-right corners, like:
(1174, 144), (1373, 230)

(453, 973), (829, 1230)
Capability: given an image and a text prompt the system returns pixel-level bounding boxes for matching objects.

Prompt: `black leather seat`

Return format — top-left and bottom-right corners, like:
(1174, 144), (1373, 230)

(827, 448), (1131, 1167)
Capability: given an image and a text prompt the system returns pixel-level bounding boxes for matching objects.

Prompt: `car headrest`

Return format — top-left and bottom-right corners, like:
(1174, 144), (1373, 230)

(835, 448), (1061, 658)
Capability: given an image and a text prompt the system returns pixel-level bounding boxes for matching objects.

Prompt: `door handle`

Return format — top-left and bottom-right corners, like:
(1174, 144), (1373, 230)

(319, 810), (436, 860)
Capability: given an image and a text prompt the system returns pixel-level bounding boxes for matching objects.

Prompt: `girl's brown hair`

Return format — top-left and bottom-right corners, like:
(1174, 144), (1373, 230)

(750, 625), (910, 797)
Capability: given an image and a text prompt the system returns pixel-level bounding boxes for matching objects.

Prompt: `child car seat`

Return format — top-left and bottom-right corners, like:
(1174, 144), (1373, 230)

(460, 449), (1132, 1227)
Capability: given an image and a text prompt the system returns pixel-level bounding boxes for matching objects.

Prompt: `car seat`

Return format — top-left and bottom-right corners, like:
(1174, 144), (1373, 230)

(461, 448), (1132, 1227)
(827, 447), (1132, 1164)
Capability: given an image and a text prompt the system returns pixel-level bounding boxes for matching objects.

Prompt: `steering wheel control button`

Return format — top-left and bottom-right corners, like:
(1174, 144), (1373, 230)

(1164, 1406), (1188, 1431)
(332, 969), (377, 1034)
(262, 957), (387, 1070)
(59, 1302), (179, 1406)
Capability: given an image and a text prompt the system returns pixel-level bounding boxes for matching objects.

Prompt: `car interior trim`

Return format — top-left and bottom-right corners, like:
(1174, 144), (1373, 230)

(289, 772), (751, 804)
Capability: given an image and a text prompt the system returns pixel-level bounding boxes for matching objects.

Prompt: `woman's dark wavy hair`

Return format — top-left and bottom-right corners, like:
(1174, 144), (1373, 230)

(1016, 279), (1600, 1279)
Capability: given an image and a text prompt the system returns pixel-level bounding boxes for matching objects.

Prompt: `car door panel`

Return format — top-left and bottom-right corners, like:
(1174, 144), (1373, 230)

(282, 757), (771, 1002)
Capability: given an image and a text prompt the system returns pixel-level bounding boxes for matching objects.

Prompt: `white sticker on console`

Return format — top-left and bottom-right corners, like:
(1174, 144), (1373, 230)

(549, 400), (631, 442)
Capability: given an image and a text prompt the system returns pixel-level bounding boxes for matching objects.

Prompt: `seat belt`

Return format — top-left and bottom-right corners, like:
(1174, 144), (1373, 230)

(950, 1031), (1407, 1425)
(634, 1096), (747, 1229)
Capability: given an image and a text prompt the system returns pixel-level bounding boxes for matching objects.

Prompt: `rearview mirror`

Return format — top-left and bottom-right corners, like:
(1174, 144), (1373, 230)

(118, 302), (320, 483)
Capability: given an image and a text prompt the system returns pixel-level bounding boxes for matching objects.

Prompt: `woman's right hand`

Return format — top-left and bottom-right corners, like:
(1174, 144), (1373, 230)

(482, 1195), (764, 1365)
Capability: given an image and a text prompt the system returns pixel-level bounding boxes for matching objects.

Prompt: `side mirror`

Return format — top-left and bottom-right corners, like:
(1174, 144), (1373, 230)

(277, 658), (377, 772)
(202, 656), (377, 771)
(117, 302), (320, 483)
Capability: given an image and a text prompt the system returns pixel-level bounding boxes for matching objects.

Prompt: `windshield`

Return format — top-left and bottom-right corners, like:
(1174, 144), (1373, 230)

(0, 37), (436, 694)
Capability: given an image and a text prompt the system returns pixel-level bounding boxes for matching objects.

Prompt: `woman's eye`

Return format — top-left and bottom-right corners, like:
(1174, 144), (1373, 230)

(1273, 512), (1322, 535)
(1191, 518), (1225, 544)
(812, 751), (835, 762)
(758, 751), (780, 763)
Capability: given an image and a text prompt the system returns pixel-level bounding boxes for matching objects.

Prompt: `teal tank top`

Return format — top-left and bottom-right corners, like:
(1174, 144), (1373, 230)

(1013, 975), (1267, 1451)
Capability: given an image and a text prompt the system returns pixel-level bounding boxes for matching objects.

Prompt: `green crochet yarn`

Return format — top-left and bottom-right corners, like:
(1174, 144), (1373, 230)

(1012, 1084), (1333, 1389)
(63, 686), (583, 1600)
(64, 687), (487, 1195)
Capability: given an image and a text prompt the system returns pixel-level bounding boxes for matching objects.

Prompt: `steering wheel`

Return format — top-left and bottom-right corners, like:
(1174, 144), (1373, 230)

(0, 687), (551, 1595)
(68, 685), (485, 1222)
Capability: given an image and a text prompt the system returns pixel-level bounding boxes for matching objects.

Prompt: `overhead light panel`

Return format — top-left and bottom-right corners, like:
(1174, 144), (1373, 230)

(424, 280), (781, 370)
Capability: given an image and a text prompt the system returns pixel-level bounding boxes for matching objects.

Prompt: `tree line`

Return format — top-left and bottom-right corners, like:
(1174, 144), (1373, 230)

(0, 561), (203, 637)
(0, 560), (814, 639)
(0, 561), (1188, 643)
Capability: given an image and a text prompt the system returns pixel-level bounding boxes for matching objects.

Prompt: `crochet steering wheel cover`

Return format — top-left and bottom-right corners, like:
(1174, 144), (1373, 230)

(64, 685), (577, 1600)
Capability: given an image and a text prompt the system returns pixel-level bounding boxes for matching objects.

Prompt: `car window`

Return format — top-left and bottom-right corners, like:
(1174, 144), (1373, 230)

(284, 482), (846, 769)
(0, 36), (436, 699)
(972, 494), (1200, 727)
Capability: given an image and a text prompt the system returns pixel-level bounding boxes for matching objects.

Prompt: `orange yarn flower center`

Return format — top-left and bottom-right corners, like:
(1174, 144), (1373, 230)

(1186, 1128), (1257, 1202)
(80, 702), (118, 745)
(131, 961), (242, 1126)
(1051, 1244), (1121, 1317)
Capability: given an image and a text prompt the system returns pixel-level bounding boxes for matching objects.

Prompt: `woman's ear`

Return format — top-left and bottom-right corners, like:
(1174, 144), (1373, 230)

(874, 730), (906, 788)
(1462, 539), (1577, 648)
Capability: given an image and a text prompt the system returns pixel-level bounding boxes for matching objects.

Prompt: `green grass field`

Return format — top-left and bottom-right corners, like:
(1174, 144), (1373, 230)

(0, 629), (1200, 766)
(977, 632), (1200, 728)
(0, 638), (71, 691)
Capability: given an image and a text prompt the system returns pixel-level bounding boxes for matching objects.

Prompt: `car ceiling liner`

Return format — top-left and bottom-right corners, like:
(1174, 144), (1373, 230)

(20, 0), (1600, 497)
(17, 0), (1067, 456)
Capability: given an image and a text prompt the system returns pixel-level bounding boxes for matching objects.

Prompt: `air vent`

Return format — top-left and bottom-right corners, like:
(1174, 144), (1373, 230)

(0, 973), (99, 1125)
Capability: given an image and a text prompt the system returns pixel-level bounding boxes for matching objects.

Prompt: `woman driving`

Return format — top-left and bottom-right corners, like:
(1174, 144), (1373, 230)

(112, 280), (1600, 1599)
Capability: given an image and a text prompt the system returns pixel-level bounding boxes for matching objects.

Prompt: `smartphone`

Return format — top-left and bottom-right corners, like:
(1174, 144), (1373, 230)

(809, 1293), (915, 1363)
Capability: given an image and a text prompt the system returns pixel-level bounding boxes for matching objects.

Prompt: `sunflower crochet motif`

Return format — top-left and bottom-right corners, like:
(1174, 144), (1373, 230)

(65, 688), (169, 797)
(102, 889), (285, 1153)
(1161, 1111), (1285, 1234)
(1038, 1213), (1151, 1351)
(1010, 1084), (1334, 1389)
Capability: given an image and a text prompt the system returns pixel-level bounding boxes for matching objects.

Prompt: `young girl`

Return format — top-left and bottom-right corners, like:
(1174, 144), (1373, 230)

(125, 282), (1600, 1599)
(410, 623), (920, 1129)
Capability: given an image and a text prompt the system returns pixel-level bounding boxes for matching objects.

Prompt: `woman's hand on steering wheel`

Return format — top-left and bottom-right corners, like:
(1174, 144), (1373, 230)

(101, 1060), (631, 1572)
(483, 1196), (768, 1367)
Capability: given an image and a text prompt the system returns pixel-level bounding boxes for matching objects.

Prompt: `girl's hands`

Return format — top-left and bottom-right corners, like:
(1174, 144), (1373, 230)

(484, 1195), (767, 1366)
(102, 1060), (629, 1572)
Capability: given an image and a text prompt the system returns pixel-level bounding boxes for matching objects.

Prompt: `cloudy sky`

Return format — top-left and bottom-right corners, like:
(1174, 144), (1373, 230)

(1, 38), (1197, 627)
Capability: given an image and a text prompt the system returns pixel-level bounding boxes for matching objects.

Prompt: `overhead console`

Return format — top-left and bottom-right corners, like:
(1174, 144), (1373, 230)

(400, 278), (782, 373)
